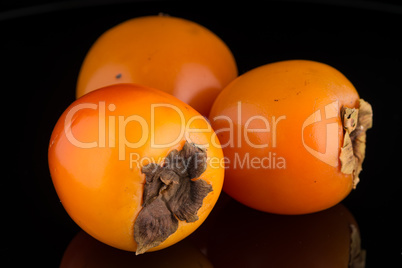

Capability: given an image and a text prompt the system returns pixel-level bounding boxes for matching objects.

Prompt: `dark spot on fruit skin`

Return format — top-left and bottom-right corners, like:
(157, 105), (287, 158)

(116, 73), (122, 79)
(274, 99), (278, 102)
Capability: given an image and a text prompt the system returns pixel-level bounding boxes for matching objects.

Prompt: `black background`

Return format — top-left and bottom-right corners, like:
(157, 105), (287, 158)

(3, 0), (402, 267)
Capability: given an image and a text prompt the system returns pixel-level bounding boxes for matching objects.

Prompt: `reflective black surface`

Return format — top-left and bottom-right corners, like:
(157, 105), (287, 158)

(4, 0), (402, 267)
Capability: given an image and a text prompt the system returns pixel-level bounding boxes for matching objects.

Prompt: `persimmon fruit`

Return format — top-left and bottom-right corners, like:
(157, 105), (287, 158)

(76, 15), (238, 116)
(48, 83), (224, 253)
(209, 60), (373, 215)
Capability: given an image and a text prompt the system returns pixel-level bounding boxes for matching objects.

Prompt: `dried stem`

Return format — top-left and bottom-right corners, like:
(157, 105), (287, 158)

(340, 99), (373, 188)
(134, 142), (212, 254)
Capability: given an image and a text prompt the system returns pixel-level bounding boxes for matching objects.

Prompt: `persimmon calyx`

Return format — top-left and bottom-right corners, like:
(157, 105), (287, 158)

(340, 99), (373, 188)
(134, 141), (212, 254)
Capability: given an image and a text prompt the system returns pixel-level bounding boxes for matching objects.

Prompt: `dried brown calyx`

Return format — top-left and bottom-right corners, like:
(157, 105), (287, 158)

(340, 99), (373, 188)
(134, 141), (212, 255)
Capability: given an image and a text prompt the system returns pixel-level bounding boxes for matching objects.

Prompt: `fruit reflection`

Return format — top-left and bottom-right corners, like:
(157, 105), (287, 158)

(204, 200), (365, 268)
(60, 230), (213, 268)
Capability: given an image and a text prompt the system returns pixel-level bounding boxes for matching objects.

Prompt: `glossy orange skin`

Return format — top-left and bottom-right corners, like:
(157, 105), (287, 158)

(49, 84), (224, 252)
(209, 60), (360, 214)
(76, 15), (238, 116)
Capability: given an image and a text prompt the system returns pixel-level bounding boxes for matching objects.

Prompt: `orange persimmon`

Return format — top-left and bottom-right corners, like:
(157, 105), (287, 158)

(76, 14), (238, 116)
(209, 60), (372, 215)
(48, 84), (224, 253)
